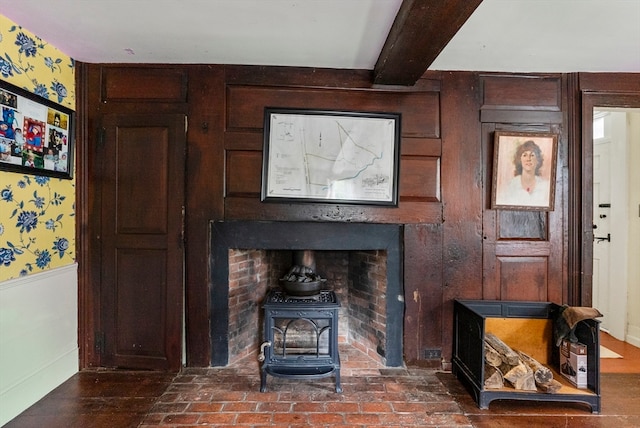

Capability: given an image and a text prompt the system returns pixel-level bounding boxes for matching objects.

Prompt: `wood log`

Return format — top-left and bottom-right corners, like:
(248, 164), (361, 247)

(516, 350), (554, 385)
(501, 361), (537, 391)
(484, 363), (504, 389)
(484, 341), (503, 367)
(485, 332), (520, 365)
(536, 378), (562, 394)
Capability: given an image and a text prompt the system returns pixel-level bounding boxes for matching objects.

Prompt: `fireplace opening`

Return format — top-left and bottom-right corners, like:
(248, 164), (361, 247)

(210, 221), (404, 367)
(227, 249), (387, 366)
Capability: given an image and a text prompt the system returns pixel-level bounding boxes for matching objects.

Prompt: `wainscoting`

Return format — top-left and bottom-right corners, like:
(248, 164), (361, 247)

(0, 264), (78, 426)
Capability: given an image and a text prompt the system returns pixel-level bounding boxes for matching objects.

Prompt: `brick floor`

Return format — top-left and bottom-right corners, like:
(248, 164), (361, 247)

(139, 345), (472, 427)
(13, 341), (635, 427)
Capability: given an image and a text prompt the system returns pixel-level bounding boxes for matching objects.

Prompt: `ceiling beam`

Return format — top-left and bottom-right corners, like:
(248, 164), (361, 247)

(373, 0), (483, 86)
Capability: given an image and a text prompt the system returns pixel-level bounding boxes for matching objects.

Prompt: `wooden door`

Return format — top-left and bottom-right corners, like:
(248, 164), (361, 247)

(100, 113), (186, 371)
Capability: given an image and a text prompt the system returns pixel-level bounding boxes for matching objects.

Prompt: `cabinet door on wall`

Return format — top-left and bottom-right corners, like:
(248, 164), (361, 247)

(99, 113), (186, 371)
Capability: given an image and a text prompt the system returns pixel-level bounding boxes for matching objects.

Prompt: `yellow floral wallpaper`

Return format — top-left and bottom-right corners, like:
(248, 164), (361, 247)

(0, 15), (75, 108)
(0, 14), (76, 281)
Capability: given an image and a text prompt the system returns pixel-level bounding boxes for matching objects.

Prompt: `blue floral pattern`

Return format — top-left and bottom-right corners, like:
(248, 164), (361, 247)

(0, 17), (75, 108)
(1, 175), (75, 276)
(1, 14), (76, 281)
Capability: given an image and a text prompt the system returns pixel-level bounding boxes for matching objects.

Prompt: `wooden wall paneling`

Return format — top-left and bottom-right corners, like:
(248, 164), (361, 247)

(226, 86), (440, 138)
(224, 152), (441, 202)
(481, 74), (562, 111)
(76, 62), (100, 368)
(403, 223), (443, 366)
(101, 66), (188, 103)
(547, 120), (567, 305)
(224, 65), (375, 88)
(480, 74), (563, 124)
(224, 197), (443, 224)
(480, 110), (564, 125)
(479, 74), (566, 305)
(399, 156), (440, 202)
(497, 256), (548, 301)
(578, 73), (640, 93)
(441, 72), (483, 365)
(185, 67), (226, 366)
(224, 130), (262, 151)
(401, 137), (441, 157)
(225, 150), (262, 198)
(79, 65), (631, 368)
(223, 74), (443, 225)
(566, 73), (583, 306)
(481, 123), (499, 299)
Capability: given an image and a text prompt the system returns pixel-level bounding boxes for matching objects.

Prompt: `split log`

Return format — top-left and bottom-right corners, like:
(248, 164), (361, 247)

(484, 341), (503, 367)
(537, 378), (562, 394)
(501, 361), (537, 391)
(484, 333), (536, 391)
(484, 364), (504, 389)
(485, 332), (520, 366)
(516, 350), (553, 385)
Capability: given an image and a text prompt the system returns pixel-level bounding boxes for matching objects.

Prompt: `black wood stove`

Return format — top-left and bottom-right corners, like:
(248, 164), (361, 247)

(259, 288), (341, 393)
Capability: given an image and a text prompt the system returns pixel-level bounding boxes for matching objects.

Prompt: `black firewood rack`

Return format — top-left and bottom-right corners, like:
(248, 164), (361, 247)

(453, 300), (601, 413)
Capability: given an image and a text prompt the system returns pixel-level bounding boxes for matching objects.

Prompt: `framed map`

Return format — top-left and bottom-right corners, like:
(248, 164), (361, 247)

(261, 108), (401, 206)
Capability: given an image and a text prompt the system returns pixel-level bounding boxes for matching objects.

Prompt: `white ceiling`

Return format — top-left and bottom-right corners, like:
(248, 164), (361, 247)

(1, 0), (639, 73)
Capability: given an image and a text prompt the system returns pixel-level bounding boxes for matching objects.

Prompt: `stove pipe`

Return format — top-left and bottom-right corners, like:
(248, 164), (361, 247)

(292, 250), (316, 272)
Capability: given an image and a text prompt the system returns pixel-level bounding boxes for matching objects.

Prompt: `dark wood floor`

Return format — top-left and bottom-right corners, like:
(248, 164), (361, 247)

(5, 334), (639, 428)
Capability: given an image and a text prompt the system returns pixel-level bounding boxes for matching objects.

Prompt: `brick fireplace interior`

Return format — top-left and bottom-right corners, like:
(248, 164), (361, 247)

(227, 249), (388, 365)
(209, 221), (404, 367)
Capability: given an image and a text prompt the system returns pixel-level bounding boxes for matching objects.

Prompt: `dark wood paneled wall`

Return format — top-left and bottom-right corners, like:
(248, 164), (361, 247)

(79, 65), (636, 368)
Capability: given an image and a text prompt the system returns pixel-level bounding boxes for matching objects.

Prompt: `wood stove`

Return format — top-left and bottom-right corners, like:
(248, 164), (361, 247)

(259, 289), (342, 392)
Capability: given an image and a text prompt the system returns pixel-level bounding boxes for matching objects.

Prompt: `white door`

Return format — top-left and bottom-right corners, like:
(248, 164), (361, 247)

(592, 111), (630, 341)
(592, 121), (612, 332)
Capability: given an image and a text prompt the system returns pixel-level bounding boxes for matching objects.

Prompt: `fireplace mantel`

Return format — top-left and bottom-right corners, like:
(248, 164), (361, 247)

(209, 220), (405, 367)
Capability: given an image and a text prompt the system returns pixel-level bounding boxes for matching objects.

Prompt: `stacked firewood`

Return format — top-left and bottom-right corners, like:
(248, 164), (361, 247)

(484, 332), (562, 393)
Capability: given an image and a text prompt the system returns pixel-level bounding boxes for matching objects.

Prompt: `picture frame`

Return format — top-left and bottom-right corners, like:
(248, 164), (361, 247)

(0, 80), (74, 179)
(261, 108), (401, 206)
(491, 131), (558, 211)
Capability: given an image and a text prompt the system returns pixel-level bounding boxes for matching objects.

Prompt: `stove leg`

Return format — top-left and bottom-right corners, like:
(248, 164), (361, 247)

(260, 368), (267, 392)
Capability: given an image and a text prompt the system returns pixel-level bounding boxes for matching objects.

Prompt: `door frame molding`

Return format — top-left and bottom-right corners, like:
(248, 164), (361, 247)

(575, 89), (640, 307)
(76, 63), (97, 368)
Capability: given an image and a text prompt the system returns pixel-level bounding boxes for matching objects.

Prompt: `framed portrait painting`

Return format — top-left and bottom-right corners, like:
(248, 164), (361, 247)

(261, 108), (401, 206)
(0, 80), (74, 179)
(491, 131), (558, 211)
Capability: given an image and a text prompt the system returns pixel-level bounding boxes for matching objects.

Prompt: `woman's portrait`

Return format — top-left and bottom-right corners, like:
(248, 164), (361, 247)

(492, 132), (557, 211)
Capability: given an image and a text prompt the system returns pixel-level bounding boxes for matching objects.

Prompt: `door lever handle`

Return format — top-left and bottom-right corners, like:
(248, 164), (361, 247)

(594, 233), (610, 243)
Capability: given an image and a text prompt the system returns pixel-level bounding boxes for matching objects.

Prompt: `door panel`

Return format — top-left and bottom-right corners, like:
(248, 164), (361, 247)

(114, 249), (167, 362)
(481, 123), (563, 303)
(115, 126), (169, 234)
(498, 256), (548, 301)
(101, 114), (185, 371)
